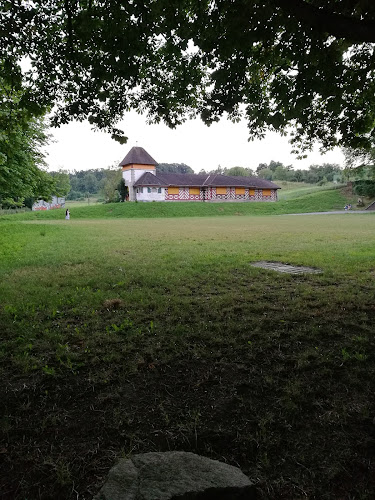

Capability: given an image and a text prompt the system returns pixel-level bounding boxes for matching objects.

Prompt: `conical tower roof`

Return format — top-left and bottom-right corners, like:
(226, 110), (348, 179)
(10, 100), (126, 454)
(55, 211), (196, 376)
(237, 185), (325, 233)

(119, 146), (157, 167)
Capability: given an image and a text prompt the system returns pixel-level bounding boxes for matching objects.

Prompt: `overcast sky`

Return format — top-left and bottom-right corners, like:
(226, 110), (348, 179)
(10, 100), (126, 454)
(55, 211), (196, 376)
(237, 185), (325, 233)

(44, 110), (345, 173)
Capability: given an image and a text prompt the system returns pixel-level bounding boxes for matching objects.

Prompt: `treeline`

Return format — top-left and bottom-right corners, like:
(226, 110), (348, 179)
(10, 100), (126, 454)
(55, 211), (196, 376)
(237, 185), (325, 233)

(59, 166), (125, 202)
(66, 164), (194, 202)
(62, 161), (346, 204)
(256, 161), (343, 184)
(198, 161), (344, 184)
(157, 163), (194, 174)
(66, 169), (107, 200)
(53, 161), (347, 200)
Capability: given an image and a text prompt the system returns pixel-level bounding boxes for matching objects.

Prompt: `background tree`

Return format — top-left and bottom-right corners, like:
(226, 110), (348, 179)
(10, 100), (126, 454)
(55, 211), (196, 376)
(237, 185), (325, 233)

(84, 173), (98, 194)
(49, 170), (71, 197)
(101, 168), (121, 203)
(226, 166), (254, 177)
(304, 164), (342, 184)
(2, 1), (375, 153)
(0, 75), (54, 206)
(66, 168), (107, 199)
(256, 160), (343, 183)
(343, 147), (375, 180)
(268, 161), (284, 172)
(257, 168), (274, 181)
(273, 165), (289, 181)
(256, 163), (271, 176)
(157, 163), (194, 174)
(352, 180), (375, 198)
(118, 178), (128, 202)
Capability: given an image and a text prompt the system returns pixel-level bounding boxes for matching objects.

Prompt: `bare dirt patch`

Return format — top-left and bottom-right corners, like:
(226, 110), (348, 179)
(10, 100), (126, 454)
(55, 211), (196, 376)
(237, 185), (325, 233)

(251, 261), (322, 274)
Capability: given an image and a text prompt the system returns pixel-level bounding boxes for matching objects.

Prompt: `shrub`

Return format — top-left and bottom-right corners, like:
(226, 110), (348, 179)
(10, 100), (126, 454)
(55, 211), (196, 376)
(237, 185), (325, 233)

(353, 180), (375, 198)
(66, 190), (81, 200)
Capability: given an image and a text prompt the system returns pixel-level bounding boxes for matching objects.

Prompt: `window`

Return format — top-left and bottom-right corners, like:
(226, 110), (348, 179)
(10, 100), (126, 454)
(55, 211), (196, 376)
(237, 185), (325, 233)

(139, 187), (143, 194)
(157, 188), (162, 193)
(189, 187), (200, 195)
(147, 187), (151, 193)
(235, 187), (245, 195)
(152, 187), (157, 193)
(263, 189), (271, 196)
(216, 187), (227, 195)
(168, 187), (179, 195)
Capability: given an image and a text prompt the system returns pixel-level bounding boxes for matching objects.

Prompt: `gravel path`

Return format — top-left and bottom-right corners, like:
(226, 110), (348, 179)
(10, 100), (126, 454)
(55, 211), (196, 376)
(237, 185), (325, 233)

(285, 210), (372, 215)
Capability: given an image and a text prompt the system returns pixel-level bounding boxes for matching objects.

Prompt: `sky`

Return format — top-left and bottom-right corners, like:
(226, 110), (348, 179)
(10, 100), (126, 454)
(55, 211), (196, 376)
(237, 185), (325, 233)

(44, 110), (345, 174)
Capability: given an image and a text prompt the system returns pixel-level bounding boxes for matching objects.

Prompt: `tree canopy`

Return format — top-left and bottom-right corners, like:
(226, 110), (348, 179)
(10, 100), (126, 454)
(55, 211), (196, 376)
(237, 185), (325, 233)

(0, 75), (55, 206)
(157, 163), (194, 174)
(2, 1), (375, 152)
(225, 166), (254, 177)
(49, 170), (72, 197)
(256, 160), (342, 182)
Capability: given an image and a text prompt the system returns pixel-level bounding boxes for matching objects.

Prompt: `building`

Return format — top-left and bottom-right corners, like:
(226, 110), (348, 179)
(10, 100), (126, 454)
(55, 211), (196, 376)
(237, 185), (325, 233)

(120, 147), (280, 202)
(32, 196), (65, 211)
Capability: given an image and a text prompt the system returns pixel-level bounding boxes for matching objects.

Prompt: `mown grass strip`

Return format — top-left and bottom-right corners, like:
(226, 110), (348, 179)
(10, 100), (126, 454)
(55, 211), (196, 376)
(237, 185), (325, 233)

(0, 188), (353, 222)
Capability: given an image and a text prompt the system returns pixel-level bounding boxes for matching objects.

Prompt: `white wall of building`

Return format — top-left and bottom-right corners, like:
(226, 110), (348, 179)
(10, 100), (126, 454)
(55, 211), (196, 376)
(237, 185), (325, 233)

(122, 168), (156, 201)
(136, 187), (165, 201)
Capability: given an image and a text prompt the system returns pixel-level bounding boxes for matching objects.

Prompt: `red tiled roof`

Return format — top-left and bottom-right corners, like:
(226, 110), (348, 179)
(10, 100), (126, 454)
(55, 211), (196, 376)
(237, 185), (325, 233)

(119, 147), (157, 166)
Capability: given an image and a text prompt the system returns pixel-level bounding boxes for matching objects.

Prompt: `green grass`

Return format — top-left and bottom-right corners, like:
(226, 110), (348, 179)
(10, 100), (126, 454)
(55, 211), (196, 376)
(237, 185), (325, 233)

(64, 197), (101, 208)
(0, 187), (355, 222)
(276, 181), (346, 200)
(1, 214), (375, 499)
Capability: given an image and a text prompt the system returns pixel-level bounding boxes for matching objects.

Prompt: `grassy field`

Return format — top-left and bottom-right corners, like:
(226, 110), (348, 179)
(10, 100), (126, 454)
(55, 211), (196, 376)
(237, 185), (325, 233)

(1, 213), (375, 499)
(63, 197), (102, 208)
(276, 182), (346, 200)
(0, 187), (360, 223)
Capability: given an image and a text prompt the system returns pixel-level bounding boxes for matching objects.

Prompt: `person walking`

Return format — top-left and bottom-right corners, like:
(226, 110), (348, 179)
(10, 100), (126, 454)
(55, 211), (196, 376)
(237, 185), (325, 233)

(65, 209), (70, 220)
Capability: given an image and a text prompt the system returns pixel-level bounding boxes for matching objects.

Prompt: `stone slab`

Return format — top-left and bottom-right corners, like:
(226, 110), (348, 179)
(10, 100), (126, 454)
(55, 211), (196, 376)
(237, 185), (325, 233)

(94, 451), (256, 500)
(251, 261), (322, 274)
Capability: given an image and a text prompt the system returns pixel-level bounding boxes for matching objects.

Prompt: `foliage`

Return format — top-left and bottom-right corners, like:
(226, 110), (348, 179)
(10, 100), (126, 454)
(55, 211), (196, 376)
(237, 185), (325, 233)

(257, 168), (274, 180)
(353, 180), (375, 198)
(225, 166), (254, 177)
(157, 163), (194, 174)
(343, 147), (375, 180)
(49, 170), (71, 197)
(257, 160), (285, 174)
(101, 168), (121, 203)
(197, 165), (255, 176)
(2, 1), (375, 152)
(299, 164), (342, 184)
(343, 146), (375, 169)
(0, 75), (55, 206)
(66, 168), (121, 200)
(83, 172), (98, 194)
(118, 178), (128, 202)
(257, 161), (293, 180)
(69, 168), (107, 193)
(65, 190), (82, 201)
(256, 160), (343, 184)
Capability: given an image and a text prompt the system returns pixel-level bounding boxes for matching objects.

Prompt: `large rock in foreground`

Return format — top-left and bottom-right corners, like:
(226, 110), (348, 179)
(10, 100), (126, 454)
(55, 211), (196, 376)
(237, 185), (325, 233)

(94, 451), (256, 500)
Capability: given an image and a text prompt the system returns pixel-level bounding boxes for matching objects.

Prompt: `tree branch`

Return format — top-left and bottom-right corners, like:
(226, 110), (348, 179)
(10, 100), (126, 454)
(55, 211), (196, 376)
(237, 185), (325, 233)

(64, 0), (75, 61)
(274, 0), (375, 43)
